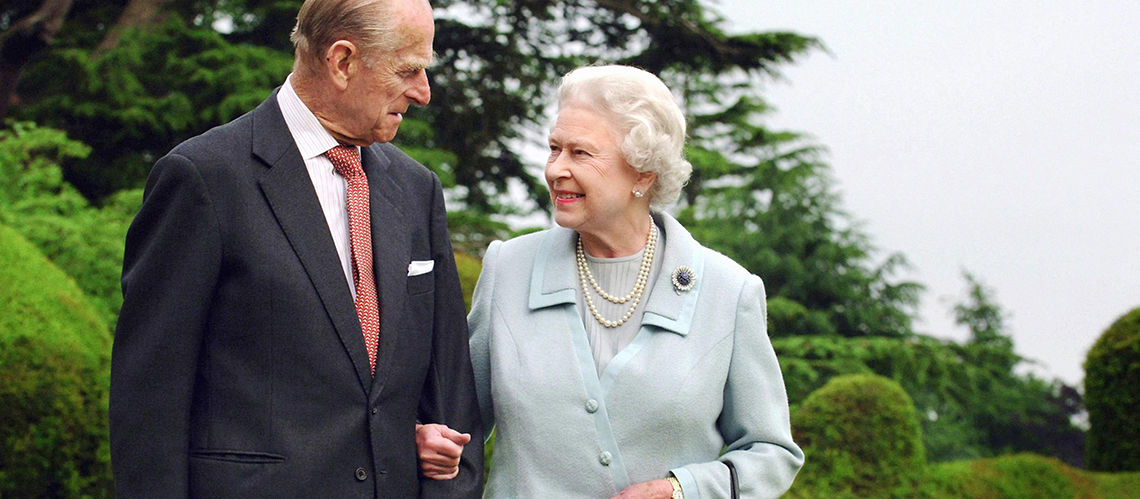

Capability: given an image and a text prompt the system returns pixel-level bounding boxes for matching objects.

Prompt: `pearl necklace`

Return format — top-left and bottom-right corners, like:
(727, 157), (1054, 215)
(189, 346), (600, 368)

(576, 222), (658, 328)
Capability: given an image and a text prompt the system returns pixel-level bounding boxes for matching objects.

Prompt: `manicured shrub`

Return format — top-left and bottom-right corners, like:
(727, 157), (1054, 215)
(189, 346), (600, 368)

(0, 224), (113, 497)
(789, 373), (925, 497)
(1084, 306), (1140, 471)
(0, 122), (136, 327)
(922, 453), (1077, 498)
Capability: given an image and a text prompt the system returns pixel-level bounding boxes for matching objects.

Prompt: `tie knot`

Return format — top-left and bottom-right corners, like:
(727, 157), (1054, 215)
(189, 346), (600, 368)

(326, 145), (364, 179)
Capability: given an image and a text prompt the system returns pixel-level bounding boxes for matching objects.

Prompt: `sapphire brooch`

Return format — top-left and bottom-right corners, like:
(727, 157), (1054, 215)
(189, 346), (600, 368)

(671, 266), (696, 293)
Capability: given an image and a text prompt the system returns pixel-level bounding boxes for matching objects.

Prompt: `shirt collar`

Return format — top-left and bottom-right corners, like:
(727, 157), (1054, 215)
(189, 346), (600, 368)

(277, 73), (347, 160)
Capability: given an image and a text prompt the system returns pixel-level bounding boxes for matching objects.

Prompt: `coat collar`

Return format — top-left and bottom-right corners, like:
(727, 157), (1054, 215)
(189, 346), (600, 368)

(527, 211), (705, 336)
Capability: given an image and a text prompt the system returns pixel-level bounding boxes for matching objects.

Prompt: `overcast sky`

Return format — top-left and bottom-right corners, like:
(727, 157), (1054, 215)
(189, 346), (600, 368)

(713, 0), (1140, 386)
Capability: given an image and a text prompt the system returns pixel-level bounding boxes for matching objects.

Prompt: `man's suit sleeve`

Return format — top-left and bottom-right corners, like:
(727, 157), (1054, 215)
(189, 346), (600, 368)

(416, 174), (485, 498)
(110, 153), (221, 498)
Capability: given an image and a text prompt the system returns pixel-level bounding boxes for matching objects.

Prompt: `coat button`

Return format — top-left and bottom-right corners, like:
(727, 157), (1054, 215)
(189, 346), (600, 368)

(599, 451), (612, 466)
(355, 467), (368, 481)
(371, 408), (378, 415)
(585, 399), (599, 413)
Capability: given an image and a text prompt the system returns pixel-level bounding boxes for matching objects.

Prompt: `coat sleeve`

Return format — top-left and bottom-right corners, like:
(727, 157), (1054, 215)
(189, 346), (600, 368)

(466, 239), (502, 438)
(110, 153), (221, 498)
(416, 174), (485, 498)
(669, 274), (804, 499)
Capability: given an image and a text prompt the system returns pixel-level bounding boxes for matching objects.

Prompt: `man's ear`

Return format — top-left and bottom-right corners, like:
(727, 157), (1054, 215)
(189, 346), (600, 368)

(323, 40), (359, 90)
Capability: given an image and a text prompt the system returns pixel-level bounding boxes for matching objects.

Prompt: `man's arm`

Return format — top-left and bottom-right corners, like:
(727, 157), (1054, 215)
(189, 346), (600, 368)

(110, 153), (220, 497)
(416, 174), (484, 497)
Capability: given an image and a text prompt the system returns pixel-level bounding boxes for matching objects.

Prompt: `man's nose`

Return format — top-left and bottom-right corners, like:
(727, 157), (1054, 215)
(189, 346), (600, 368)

(408, 71), (430, 106)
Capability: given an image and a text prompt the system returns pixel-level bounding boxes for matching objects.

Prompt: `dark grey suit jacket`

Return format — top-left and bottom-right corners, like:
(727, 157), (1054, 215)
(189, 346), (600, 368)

(110, 91), (483, 498)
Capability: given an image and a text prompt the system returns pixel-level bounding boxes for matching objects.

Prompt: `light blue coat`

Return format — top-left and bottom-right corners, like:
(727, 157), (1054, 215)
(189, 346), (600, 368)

(469, 212), (804, 498)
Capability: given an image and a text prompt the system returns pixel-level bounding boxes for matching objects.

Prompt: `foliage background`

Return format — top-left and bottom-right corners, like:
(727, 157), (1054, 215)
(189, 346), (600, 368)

(0, 0), (1131, 496)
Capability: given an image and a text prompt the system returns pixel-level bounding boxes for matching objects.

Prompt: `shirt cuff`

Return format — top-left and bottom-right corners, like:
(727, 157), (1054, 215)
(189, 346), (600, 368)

(669, 466), (699, 499)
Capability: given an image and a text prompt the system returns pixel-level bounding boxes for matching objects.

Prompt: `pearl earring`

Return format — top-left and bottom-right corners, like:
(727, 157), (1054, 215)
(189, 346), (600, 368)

(633, 189), (644, 198)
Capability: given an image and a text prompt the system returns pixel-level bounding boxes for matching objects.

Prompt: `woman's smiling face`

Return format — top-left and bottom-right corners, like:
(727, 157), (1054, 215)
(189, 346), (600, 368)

(544, 105), (644, 238)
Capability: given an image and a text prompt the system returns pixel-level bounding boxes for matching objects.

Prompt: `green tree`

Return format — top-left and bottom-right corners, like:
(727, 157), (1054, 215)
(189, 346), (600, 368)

(944, 271), (1084, 465)
(772, 272), (1085, 466)
(955, 271), (1017, 371)
(15, 15), (292, 198)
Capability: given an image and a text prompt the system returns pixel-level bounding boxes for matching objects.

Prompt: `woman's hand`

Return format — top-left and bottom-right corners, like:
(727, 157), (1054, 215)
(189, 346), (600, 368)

(415, 423), (471, 480)
(611, 478), (674, 499)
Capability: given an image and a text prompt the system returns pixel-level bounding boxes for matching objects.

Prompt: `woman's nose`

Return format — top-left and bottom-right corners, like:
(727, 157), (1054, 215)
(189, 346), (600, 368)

(546, 152), (571, 180)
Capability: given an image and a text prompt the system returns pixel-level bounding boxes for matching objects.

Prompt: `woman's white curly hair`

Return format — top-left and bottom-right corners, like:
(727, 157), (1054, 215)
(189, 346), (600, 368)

(556, 65), (692, 208)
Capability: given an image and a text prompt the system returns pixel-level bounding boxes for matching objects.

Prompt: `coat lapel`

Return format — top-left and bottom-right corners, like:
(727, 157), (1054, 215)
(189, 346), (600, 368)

(252, 93), (373, 392)
(360, 145), (410, 393)
(527, 226), (578, 310)
(527, 213), (704, 336)
(639, 212), (704, 336)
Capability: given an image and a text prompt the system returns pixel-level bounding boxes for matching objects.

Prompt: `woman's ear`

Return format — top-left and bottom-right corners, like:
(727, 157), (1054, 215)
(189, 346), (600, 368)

(635, 171), (658, 198)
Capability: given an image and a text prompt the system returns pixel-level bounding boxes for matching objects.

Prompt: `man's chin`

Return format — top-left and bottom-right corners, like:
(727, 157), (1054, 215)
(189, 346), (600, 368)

(373, 132), (398, 144)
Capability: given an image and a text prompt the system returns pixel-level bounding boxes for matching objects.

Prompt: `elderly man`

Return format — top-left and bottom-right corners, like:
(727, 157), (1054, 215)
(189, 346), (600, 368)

(109, 0), (482, 496)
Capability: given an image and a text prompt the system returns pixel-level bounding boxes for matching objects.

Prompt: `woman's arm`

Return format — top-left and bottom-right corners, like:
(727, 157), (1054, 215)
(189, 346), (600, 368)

(669, 274), (804, 498)
(467, 239), (503, 437)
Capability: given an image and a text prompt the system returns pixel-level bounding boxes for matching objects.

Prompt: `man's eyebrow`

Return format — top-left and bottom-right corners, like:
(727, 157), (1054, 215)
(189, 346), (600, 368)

(407, 52), (438, 70)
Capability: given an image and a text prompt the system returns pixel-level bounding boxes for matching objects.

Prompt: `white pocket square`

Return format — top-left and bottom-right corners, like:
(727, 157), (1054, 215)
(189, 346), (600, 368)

(407, 260), (434, 276)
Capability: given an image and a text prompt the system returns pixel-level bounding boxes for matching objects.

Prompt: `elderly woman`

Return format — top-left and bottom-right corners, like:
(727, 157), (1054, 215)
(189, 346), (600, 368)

(420, 65), (803, 498)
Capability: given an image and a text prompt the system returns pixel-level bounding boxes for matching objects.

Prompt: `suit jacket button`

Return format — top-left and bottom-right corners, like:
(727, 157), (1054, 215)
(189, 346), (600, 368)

(371, 407), (378, 415)
(355, 467), (368, 481)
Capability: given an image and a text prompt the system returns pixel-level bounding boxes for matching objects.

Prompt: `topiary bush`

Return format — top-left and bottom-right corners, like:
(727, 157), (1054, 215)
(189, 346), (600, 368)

(0, 224), (113, 497)
(0, 121), (137, 328)
(788, 373), (925, 497)
(1084, 306), (1140, 471)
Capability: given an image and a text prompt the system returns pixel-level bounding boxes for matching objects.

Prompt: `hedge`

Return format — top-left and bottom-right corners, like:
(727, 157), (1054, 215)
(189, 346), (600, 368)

(0, 224), (113, 497)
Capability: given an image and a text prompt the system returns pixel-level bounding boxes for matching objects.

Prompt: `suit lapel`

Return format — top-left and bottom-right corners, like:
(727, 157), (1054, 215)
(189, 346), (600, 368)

(360, 145), (410, 393)
(252, 94), (373, 391)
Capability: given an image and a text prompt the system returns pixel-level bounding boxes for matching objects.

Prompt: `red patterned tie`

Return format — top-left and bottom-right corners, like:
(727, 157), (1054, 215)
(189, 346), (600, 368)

(326, 145), (380, 376)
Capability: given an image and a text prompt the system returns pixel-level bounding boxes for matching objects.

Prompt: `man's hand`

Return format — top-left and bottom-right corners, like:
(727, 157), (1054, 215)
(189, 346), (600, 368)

(415, 423), (471, 480)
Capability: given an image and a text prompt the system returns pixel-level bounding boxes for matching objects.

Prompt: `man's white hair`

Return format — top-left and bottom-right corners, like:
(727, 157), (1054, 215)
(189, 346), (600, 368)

(290, 0), (402, 69)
